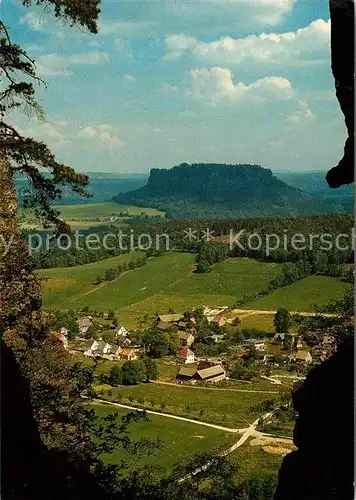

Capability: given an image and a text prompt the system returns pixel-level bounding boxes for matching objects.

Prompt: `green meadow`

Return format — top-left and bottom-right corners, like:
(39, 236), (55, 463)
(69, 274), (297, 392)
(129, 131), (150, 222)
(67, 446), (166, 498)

(89, 402), (233, 477)
(244, 275), (349, 312)
(22, 202), (164, 230)
(40, 251), (144, 309)
(41, 253), (346, 327)
(53, 201), (164, 219)
(88, 403), (286, 481)
(40, 254), (284, 326)
(94, 382), (273, 429)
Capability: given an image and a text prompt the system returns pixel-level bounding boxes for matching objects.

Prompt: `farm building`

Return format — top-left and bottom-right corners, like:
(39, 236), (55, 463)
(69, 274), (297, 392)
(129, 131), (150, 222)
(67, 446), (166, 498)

(288, 350), (313, 365)
(178, 331), (195, 347)
(176, 367), (196, 381)
(157, 321), (174, 331)
(196, 364), (226, 383)
(119, 348), (141, 361)
(205, 334), (225, 344)
(212, 316), (228, 327)
(114, 324), (129, 337)
(158, 314), (184, 323)
(48, 331), (68, 349)
(243, 339), (265, 351)
(77, 316), (92, 335)
(274, 333), (302, 348)
(176, 361), (226, 383)
(102, 344), (121, 361)
(177, 348), (195, 364)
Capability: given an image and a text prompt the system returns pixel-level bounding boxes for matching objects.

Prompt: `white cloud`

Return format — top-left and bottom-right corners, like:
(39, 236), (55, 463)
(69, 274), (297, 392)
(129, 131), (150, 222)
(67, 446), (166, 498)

(36, 51), (110, 77)
(189, 67), (294, 106)
(19, 120), (73, 148)
(155, 0), (295, 34)
(124, 74), (136, 83)
(69, 51), (109, 64)
(164, 34), (197, 60)
(165, 19), (330, 66)
(78, 125), (123, 147)
(288, 101), (315, 124)
(160, 83), (179, 93)
(96, 0), (295, 39)
(20, 12), (48, 32)
(24, 44), (45, 53)
(99, 20), (154, 35)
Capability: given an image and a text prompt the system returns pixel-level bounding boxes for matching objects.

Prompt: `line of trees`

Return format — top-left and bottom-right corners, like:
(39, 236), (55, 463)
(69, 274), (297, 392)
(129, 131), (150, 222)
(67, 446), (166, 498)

(101, 358), (158, 386)
(94, 257), (147, 284)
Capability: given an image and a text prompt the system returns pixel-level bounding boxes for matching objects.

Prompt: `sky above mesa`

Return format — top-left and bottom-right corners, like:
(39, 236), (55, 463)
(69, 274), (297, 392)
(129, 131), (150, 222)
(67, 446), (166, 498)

(3, 0), (346, 173)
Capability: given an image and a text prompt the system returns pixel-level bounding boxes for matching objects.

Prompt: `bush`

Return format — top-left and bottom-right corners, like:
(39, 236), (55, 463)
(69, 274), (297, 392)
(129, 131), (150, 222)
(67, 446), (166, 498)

(230, 364), (254, 381)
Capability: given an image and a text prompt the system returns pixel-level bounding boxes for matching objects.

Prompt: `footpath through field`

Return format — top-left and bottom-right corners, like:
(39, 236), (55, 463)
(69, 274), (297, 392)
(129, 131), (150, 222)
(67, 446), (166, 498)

(90, 397), (240, 433)
(177, 410), (282, 483)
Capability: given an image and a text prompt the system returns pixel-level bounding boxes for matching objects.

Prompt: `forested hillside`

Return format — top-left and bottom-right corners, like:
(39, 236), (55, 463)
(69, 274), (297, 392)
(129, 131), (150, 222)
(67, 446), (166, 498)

(115, 164), (342, 219)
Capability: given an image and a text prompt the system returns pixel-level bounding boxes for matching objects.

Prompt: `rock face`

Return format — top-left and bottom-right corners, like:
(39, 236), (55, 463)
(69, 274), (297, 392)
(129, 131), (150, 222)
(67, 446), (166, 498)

(115, 163), (340, 219)
(274, 337), (354, 500)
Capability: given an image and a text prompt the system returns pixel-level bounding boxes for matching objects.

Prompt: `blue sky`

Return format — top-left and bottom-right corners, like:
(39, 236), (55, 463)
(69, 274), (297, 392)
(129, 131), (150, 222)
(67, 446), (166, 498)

(3, 0), (347, 173)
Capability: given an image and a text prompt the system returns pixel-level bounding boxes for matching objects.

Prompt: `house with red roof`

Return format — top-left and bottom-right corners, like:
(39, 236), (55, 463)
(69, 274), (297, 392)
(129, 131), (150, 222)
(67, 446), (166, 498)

(177, 348), (195, 364)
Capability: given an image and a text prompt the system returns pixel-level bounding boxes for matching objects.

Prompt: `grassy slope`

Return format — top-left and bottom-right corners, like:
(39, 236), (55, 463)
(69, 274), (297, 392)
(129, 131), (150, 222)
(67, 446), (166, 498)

(40, 251), (144, 309)
(41, 253), (346, 326)
(109, 257), (284, 327)
(244, 275), (348, 312)
(41, 255), (285, 327)
(89, 403), (233, 477)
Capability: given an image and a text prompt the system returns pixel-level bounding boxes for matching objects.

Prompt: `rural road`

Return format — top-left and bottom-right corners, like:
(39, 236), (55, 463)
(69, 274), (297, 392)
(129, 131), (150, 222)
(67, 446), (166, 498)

(90, 397), (240, 433)
(232, 308), (337, 318)
(88, 397), (292, 483)
(177, 411), (274, 483)
(152, 380), (279, 394)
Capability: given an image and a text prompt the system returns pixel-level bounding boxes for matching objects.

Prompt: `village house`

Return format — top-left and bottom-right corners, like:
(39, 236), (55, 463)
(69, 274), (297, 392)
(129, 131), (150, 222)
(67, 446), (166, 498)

(158, 314), (184, 324)
(206, 334), (225, 344)
(119, 347), (141, 361)
(77, 316), (92, 336)
(203, 306), (229, 323)
(177, 347), (195, 364)
(176, 361), (226, 383)
(117, 336), (132, 347)
(288, 350), (313, 365)
(48, 331), (68, 349)
(81, 340), (141, 361)
(114, 324), (129, 337)
(178, 331), (195, 347)
(212, 316), (228, 327)
(157, 321), (173, 331)
(274, 333), (302, 349)
(93, 341), (112, 357)
(102, 344), (121, 361)
(243, 338), (266, 351)
(83, 339), (99, 356)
